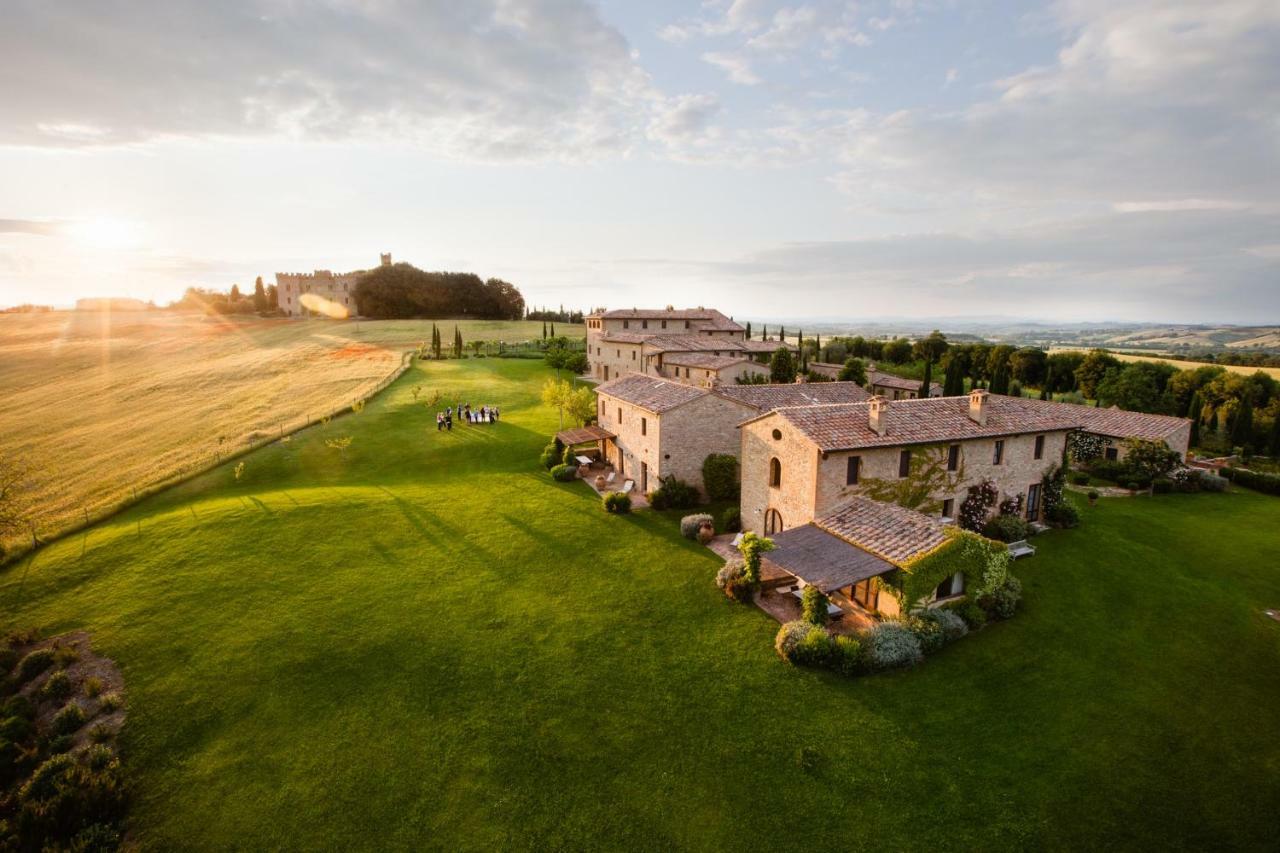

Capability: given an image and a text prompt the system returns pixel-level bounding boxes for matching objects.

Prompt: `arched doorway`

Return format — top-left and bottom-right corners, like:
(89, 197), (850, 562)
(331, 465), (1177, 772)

(764, 508), (783, 534)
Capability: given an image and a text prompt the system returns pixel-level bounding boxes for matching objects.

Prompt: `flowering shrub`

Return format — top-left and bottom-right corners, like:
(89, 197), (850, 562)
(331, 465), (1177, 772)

(1068, 431), (1106, 462)
(715, 560), (753, 602)
(998, 495), (1024, 517)
(862, 623), (924, 671)
(775, 621), (823, 664)
(959, 480), (999, 532)
(917, 607), (968, 643)
(680, 514), (714, 540)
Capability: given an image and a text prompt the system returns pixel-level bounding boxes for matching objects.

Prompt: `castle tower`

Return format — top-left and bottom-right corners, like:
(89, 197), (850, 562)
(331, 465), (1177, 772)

(380, 252), (392, 267)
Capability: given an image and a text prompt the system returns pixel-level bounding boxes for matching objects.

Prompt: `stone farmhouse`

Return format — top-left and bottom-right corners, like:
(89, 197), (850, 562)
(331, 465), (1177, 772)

(735, 389), (1191, 619)
(592, 375), (869, 494)
(659, 353), (771, 387)
(585, 307), (795, 383)
(809, 361), (942, 399)
(275, 252), (391, 317)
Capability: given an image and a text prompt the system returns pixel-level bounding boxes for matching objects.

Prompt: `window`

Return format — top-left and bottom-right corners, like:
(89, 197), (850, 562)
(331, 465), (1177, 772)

(684, 320), (690, 329)
(623, 320), (629, 329)
(947, 444), (960, 471)
(661, 320), (667, 329)
(772, 428), (783, 441)
(993, 440), (1005, 465)
(642, 320), (649, 329)
(769, 457), (782, 488)
(935, 572), (964, 599)
(618, 407), (623, 423)
(941, 498), (955, 519)
(632, 350), (636, 360)
(846, 456), (861, 485)
(1105, 446), (1118, 461)
(641, 417), (647, 436)
(616, 349), (621, 358)
(898, 449), (912, 478)
(765, 508), (783, 534)
(1034, 435), (1045, 460)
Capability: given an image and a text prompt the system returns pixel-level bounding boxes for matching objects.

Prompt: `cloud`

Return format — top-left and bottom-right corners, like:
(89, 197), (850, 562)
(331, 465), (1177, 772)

(0, 219), (63, 236)
(648, 94), (723, 145)
(0, 0), (658, 161)
(702, 52), (762, 85)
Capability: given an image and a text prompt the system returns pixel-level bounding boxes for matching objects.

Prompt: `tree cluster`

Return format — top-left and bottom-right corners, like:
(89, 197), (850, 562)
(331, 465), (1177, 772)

(354, 263), (524, 320)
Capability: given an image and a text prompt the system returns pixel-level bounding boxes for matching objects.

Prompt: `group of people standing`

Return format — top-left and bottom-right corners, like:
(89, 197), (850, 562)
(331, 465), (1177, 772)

(436, 403), (500, 431)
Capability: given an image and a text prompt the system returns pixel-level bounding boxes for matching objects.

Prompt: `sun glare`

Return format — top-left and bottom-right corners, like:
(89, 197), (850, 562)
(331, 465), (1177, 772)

(67, 218), (145, 250)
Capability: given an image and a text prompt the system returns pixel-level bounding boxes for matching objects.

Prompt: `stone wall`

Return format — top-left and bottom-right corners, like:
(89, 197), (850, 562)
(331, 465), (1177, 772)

(740, 413), (822, 534)
(656, 395), (756, 490)
(588, 338), (646, 381)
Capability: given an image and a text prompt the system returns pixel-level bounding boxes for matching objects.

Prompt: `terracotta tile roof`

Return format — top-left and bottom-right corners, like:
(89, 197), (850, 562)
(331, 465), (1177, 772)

(767, 393), (1190, 452)
(662, 353), (750, 370)
(599, 332), (650, 344)
(556, 425), (616, 445)
(594, 374), (708, 413)
(738, 339), (798, 353)
(1056, 403), (1189, 442)
(593, 307), (744, 332)
(869, 372), (941, 394)
(773, 394), (1082, 451)
(643, 335), (743, 353)
(816, 496), (949, 566)
(766, 524), (896, 593)
(716, 382), (871, 413)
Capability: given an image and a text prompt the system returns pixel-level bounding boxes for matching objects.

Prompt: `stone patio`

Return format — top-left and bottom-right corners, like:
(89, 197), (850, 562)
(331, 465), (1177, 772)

(578, 464), (648, 508)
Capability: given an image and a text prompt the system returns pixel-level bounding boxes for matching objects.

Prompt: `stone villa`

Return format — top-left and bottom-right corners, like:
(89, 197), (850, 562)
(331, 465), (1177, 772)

(592, 375), (869, 494)
(275, 252), (392, 317)
(585, 307), (795, 383)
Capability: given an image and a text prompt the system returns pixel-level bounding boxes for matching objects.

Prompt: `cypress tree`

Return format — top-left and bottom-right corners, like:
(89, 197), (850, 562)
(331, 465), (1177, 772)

(815, 333), (822, 360)
(1268, 409), (1280, 456)
(943, 356), (965, 397)
(990, 360), (1010, 395)
(762, 324), (768, 341)
(542, 320), (547, 339)
(1230, 395), (1253, 449)
(454, 326), (462, 358)
(779, 325), (786, 343)
(1186, 391), (1203, 448)
(746, 321), (752, 339)
(550, 322), (555, 337)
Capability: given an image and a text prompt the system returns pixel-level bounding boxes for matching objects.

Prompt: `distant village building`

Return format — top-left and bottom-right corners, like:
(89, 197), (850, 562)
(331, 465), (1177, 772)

(276, 252), (391, 317)
(808, 361), (942, 399)
(585, 307), (795, 383)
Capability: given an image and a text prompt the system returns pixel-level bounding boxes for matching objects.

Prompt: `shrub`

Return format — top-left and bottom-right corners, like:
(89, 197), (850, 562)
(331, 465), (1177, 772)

(701, 454), (740, 501)
(48, 733), (75, 754)
(88, 723), (112, 744)
(830, 635), (864, 677)
(1199, 471), (1228, 492)
(1221, 466), (1280, 496)
(539, 444), (559, 470)
(561, 444), (575, 467)
(775, 621), (833, 667)
(1071, 472), (1090, 485)
(4, 694), (34, 721)
(648, 476), (698, 510)
(775, 620), (815, 662)
(801, 586), (830, 626)
(979, 575), (1023, 620)
(982, 514), (1029, 543)
(715, 560), (755, 603)
(52, 702), (87, 736)
(549, 463), (576, 482)
(1126, 481), (1142, 492)
(861, 623), (924, 671)
(82, 677), (104, 698)
(602, 492), (631, 514)
(1, 715), (33, 742)
(40, 670), (73, 703)
(1087, 459), (1127, 483)
(1087, 489), (1100, 501)
(680, 514), (714, 540)
(918, 608), (968, 643)
(53, 644), (79, 667)
(1152, 478), (1172, 494)
(19, 753), (75, 803)
(720, 506), (742, 533)
(84, 744), (116, 772)
(948, 600), (987, 631)
(15, 649), (54, 684)
(905, 615), (945, 654)
(1045, 501), (1080, 528)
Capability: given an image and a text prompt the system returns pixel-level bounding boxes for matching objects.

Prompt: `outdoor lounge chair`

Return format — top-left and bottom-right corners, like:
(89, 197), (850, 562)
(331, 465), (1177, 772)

(621, 480), (634, 494)
(1008, 539), (1036, 559)
(604, 471), (616, 485)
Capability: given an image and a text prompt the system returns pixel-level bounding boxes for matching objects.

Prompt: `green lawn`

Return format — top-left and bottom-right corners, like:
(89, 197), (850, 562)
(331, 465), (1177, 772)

(3, 358), (1279, 850)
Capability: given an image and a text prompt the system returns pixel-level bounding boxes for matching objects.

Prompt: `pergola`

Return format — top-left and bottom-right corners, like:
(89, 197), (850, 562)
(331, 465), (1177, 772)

(555, 425), (616, 462)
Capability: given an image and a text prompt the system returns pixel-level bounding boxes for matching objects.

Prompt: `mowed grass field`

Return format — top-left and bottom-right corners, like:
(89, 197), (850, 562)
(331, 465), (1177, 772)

(0, 311), (578, 552)
(2, 357), (1278, 850)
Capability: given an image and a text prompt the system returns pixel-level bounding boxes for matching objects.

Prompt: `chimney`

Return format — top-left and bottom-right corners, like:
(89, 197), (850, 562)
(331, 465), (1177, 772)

(969, 389), (989, 425)
(868, 395), (889, 437)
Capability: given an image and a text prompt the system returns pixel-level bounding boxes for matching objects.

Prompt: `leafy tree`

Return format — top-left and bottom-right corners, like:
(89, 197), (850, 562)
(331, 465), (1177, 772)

(912, 330), (948, 398)
(882, 338), (912, 365)
(1076, 349), (1121, 399)
(1268, 408), (1280, 456)
(838, 357), (867, 385)
(1121, 438), (1180, 481)
(353, 262), (525, 319)
(541, 378), (594, 429)
(229, 283), (241, 302)
(1009, 347), (1047, 388)
(770, 347), (798, 383)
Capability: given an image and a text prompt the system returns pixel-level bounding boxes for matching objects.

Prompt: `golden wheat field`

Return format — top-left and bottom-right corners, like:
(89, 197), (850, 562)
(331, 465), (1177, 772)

(1048, 347), (1280, 380)
(0, 311), (575, 552)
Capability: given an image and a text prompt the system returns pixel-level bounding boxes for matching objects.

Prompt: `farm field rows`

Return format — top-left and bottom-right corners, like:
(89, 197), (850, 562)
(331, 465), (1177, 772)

(0, 311), (578, 553)
(2, 358), (1278, 850)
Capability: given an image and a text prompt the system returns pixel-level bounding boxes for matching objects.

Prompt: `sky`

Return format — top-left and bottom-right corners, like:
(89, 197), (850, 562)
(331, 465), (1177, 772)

(1, 0), (1277, 323)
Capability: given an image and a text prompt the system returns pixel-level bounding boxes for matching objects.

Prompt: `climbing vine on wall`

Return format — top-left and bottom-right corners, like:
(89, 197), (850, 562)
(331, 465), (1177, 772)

(883, 528), (1011, 610)
(1067, 431), (1108, 462)
(958, 479), (998, 531)
(854, 444), (964, 514)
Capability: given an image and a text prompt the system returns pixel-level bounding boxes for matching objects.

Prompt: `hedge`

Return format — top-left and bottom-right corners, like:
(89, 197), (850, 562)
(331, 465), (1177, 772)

(1221, 467), (1280, 496)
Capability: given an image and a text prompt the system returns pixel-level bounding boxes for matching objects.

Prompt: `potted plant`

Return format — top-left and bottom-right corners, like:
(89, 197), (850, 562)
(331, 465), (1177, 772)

(697, 520), (715, 545)
(1087, 489), (1099, 506)
(594, 473), (606, 489)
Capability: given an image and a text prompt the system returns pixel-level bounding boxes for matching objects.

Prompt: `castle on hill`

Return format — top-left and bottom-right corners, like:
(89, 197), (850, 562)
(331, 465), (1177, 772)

(275, 253), (391, 317)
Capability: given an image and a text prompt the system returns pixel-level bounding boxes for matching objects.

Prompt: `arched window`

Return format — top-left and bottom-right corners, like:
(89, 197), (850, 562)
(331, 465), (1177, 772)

(765, 508), (783, 534)
(769, 457), (782, 488)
